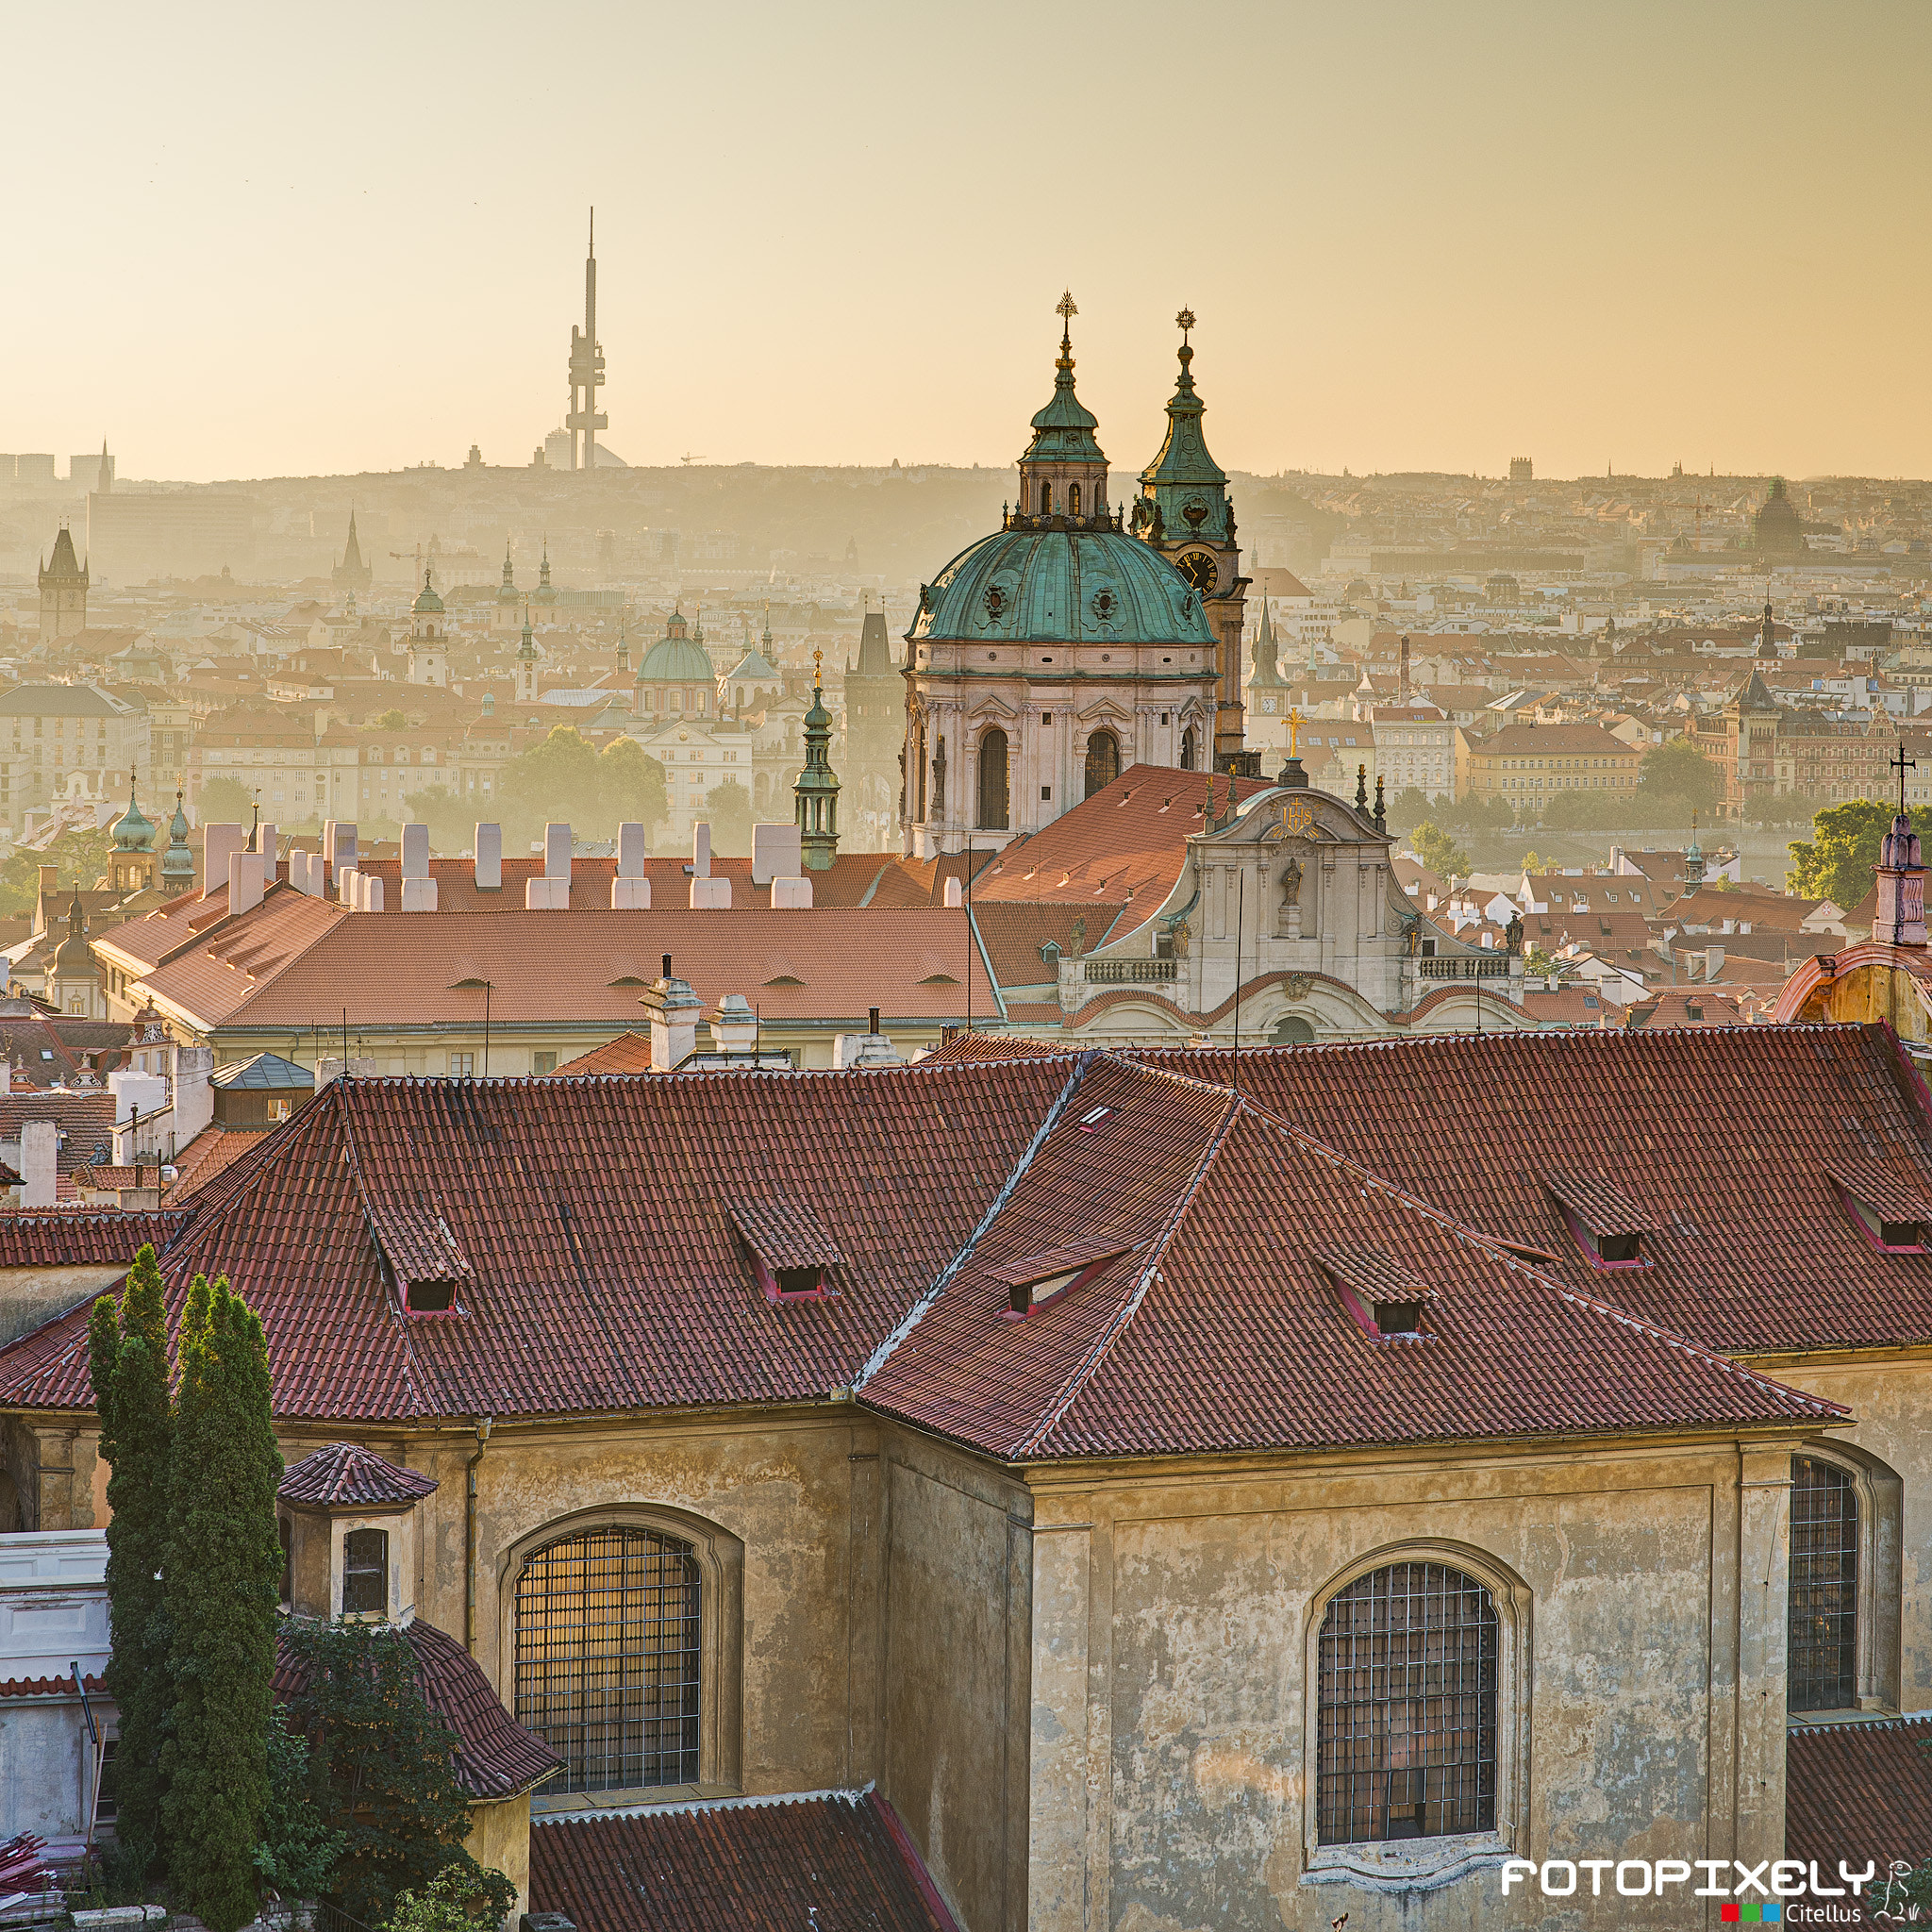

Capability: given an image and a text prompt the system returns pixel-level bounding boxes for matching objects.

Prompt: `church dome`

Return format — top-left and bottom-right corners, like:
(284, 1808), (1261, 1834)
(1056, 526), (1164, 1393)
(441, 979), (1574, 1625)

(162, 797), (194, 880)
(111, 781), (156, 853)
(411, 571), (444, 616)
(638, 633), (716, 682)
(909, 526), (1216, 649)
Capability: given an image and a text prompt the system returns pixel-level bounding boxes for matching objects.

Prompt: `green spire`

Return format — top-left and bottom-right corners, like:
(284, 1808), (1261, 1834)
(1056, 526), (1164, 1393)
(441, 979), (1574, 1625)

(1138, 308), (1231, 542)
(112, 770), (156, 852)
(518, 608), (537, 658)
(794, 647), (841, 872)
(1019, 291), (1105, 467)
(162, 791), (194, 886)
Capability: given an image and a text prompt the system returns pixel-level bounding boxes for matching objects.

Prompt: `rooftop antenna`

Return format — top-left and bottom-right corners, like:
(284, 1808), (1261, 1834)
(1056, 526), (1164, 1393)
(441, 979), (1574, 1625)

(1231, 867), (1244, 1094)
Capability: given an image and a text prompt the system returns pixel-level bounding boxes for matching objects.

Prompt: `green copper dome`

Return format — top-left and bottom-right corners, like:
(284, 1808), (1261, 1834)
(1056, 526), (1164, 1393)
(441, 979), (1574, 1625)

(111, 776), (156, 853)
(638, 636), (715, 682)
(1137, 318), (1232, 545)
(162, 794), (193, 880)
(411, 568), (443, 616)
(909, 526), (1216, 648)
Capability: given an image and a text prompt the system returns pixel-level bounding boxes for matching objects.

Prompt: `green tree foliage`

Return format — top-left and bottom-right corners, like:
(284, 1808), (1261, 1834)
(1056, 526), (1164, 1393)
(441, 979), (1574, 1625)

(415, 726), (669, 856)
(1383, 785), (1433, 836)
(255, 1721), (344, 1903)
(1429, 793), (1513, 838)
(1787, 798), (1893, 908)
(87, 1246), (175, 1884)
(0, 825), (114, 914)
(162, 1274), (284, 1932)
(372, 709), (408, 732)
(1407, 821), (1470, 880)
(383, 1861), (511, 1932)
(278, 1622), (516, 1930)
(1636, 734), (1722, 816)
(196, 776), (261, 827)
(703, 778), (753, 857)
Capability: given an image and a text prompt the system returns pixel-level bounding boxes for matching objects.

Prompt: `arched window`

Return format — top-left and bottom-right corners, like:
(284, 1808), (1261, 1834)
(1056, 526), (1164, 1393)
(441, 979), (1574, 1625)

(1271, 1014), (1315, 1046)
(912, 719), (927, 821)
(514, 1527), (702, 1793)
(978, 727), (1009, 830)
(1084, 729), (1120, 799)
(1790, 1457), (1858, 1712)
(1069, 483), (1082, 518)
(1316, 1560), (1498, 1844)
(1040, 481), (1053, 515)
(1180, 724), (1198, 772)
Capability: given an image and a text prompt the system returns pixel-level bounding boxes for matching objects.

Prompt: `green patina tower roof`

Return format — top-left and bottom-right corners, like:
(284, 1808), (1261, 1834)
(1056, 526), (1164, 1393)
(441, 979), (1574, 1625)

(1139, 310), (1231, 543)
(794, 649), (841, 872)
(638, 607), (714, 682)
(162, 791), (194, 880)
(111, 773), (156, 852)
(411, 567), (444, 616)
(1019, 294), (1106, 468)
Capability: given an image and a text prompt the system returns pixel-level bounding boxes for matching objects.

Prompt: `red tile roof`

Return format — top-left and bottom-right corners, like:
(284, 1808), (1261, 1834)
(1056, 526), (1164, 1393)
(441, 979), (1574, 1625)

(0, 1670), (103, 1699)
(970, 763), (1277, 913)
(858, 1058), (1840, 1459)
(1786, 1715), (1932, 1877)
(0, 1208), (188, 1266)
(164, 1124), (272, 1203)
(528, 1789), (960, 1932)
(272, 1617), (557, 1800)
(551, 1032), (654, 1075)
(278, 1441), (439, 1508)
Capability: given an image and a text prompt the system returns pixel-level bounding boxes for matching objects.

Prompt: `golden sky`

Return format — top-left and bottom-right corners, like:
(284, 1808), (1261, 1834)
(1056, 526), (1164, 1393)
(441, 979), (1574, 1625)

(12, 0), (1929, 482)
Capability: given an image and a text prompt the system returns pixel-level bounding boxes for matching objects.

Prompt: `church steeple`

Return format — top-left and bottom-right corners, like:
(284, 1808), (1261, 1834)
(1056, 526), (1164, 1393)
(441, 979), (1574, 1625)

(794, 648), (841, 872)
(515, 607), (539, 706)
(1011, 292), (1112, 529)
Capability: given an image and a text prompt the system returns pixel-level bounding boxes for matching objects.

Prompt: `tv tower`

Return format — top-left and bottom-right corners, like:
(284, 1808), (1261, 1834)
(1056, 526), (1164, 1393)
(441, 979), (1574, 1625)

(565, 208), (607, 470)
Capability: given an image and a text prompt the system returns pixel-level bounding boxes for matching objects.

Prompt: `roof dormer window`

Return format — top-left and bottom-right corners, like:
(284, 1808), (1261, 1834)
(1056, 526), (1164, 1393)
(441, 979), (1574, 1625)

(730, 1198), (841, 1302)
(1827, 1158), (1932, 1254)
(1543, 1169), (1661, 1269)
(989, 1234), (1135, 1319)
(1317, 1245), (1440, 1341)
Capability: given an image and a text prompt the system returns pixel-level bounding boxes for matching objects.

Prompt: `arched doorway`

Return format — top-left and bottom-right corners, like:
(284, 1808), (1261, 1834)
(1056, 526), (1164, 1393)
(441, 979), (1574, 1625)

(978, 727), (1009, 830)
(1180, 724), (1198, 772)
(911, 717), (927, 821)
(1084, 729), (1120, 799)
(514, 1526), (703, 1792)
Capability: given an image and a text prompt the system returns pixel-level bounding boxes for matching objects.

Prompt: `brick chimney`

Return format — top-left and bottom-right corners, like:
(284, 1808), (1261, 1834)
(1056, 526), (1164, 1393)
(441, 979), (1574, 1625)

(641, 956), (702, 1071)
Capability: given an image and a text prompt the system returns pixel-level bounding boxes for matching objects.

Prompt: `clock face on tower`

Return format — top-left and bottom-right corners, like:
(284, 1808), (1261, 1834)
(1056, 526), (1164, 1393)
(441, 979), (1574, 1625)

(1175, 549), (1219, 594)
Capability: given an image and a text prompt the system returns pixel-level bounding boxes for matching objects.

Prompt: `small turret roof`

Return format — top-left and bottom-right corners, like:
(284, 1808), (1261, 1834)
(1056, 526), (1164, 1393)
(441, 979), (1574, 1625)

(1020, 295), (1106, 468)
(412, 567), (443, 616)
(279, 1441), (438, 1509)
(110, 774), (156, 853)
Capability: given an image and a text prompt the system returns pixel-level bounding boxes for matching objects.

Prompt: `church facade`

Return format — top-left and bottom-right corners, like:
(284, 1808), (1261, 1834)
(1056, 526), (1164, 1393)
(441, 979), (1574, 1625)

(900, 302), (1243, 859)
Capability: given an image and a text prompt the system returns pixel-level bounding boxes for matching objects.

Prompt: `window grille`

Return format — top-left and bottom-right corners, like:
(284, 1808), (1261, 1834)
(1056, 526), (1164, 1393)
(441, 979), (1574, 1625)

(1790, 1457), (1858, 1712)
(1316, 1561), (1498, 1845)
(341, 1528), (387, 1616)
(515, 1528), (702, 1793)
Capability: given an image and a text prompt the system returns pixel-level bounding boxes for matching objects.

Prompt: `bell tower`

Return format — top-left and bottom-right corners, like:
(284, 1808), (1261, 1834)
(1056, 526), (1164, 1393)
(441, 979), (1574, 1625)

(1134, 311), (1252, 772)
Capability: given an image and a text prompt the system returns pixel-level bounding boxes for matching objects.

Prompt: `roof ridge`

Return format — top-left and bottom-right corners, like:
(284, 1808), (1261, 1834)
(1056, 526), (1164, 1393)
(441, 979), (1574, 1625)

(1018, 1089), (1241, 1457)
(853, 1053), (1098, 1390)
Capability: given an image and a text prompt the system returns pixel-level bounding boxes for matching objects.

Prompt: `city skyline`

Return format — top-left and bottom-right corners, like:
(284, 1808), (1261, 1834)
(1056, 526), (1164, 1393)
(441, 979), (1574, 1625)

(11, 0), (1931, 483)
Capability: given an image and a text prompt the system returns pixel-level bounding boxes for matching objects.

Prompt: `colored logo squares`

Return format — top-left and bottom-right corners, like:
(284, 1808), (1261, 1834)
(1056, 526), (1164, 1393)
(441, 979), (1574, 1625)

(1719, 1907), (1782, 1924)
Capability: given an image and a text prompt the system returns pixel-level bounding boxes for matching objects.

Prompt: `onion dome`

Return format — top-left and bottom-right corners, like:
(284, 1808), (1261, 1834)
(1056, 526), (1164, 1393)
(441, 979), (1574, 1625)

(111, 773), (156, 853)
(161, 792), (194, 882)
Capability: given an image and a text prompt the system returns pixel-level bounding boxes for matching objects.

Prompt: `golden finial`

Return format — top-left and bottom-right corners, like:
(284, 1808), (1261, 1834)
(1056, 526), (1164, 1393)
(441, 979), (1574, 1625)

(1056, 291), (1077, 368)
(812, 645), (823, 690)
(1057, 290), (1078, 325)
(1287, 706), (1304, 759)
(1176, 308), (1196, 341)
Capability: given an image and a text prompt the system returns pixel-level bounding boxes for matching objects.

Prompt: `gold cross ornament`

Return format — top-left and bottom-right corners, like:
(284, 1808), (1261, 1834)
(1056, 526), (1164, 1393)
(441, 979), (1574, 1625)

(1287, 706), (1305, 758)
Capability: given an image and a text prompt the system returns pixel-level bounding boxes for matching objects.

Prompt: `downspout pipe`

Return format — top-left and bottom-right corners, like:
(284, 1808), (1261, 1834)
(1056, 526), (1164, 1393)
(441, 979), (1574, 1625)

(465, 1416), (492, 1654)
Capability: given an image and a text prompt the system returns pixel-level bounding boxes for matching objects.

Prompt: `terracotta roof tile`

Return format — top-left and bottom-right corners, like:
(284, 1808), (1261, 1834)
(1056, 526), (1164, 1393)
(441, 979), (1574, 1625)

(0, 1208), (188, 1266)
(0, 1670), (103, 1698)
(727, 1198), (844, 1269)
(1542, 1169), (1665, 1236)
(1786, 1715), (1932, 1876)
(272, 1618), (556, 1800)
(528, 1789), (959, 1932)
(551, 1032), (654, 1076)
(277, 1441), (440, 1508)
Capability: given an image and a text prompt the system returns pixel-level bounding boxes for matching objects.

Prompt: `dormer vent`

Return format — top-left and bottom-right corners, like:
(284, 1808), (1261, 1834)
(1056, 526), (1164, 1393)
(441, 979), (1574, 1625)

(988, 1234), (1136, 1317)
(1542, 1169), (1663, 1269)
(1316, 1244), (1441, 1341)
(729, 1198), (843, 1301)
(1826, 1157), (1932, 1254)
(368, 1201), (472, 1314)
(1076, 1106), (1114, 1134)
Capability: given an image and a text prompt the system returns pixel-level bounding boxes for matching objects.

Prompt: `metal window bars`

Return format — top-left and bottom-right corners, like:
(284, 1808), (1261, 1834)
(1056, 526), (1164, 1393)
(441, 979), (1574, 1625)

(514, 1527), (702, 1793)
(1316, 1561), (1499, 1846)
(1789, 1457), (1858, 1713)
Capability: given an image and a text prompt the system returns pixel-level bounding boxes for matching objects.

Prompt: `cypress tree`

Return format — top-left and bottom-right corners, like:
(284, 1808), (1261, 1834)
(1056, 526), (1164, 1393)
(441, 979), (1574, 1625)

(87, 1244), (175, 1885)
(161, 1276), (284, 1932)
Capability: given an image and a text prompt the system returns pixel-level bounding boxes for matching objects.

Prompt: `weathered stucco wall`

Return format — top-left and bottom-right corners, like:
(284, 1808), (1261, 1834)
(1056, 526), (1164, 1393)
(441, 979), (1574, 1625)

(1754, 1353), (1924, 1707)
(1025, 1436), (1798, 1932)
(881, 1424), (1033, 1932)
(465, 1795), (531, 1919)
(0, 1267), (125, 1350)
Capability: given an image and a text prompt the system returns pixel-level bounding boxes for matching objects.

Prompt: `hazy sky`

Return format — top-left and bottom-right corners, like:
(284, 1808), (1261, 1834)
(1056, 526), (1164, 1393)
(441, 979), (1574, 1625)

(11, 1), (1929, 483)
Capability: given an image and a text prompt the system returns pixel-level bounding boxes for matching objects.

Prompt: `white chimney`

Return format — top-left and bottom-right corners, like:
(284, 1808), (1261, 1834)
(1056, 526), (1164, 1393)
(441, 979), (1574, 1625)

(944, 876), (964, 908)
(711, 993), (758, 1054)
(1705, 944), (1725, 980)
(544, 823), (572, 880)
(0, 1059), (11, 1094)
(526, 824), (572, 908)
(228, 848), (264, 916)
(752, 823), (802, 887)
(613, 822), (650, 908)
(20, 1119), (57, 1209)
(475, 823), (502, 891)
(771, 876), (813, 908)
(400, 823), (437, 911)
(691, 875), (731, 909)
(203, 823), (244, 900)
(325, 820), (358, 874)
(315, 1055), (377, 1089)
(358, 873), (385, 913)
(692, 822), (712, 879)
(257, 822), (278, 869)
(171, 1044), (214, 1143)
(641, 960), (703, 1071)
(337, 864), (359, 907)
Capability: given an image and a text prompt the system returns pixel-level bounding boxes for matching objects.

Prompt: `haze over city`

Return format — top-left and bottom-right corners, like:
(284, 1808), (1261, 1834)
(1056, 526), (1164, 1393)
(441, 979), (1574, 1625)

(12, 0), (1931, 481)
